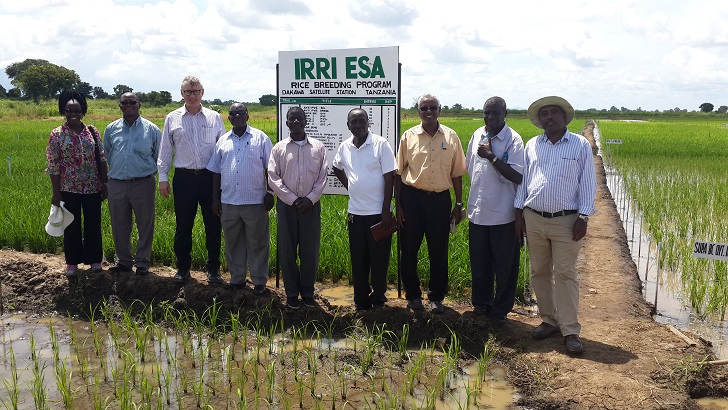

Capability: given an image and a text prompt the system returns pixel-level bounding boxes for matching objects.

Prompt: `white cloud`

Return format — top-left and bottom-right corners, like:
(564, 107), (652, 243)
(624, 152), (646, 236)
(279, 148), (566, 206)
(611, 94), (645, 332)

(1, 0), (728, 111)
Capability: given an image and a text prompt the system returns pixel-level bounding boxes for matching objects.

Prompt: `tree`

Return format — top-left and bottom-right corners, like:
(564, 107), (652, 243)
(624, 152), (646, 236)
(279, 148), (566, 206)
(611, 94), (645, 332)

(718, 105), (728, 114)
(0, 84), (6, 98)
(16, 64), (80, 103)
(77, 81), (93, 99)
(93, 86), (111, 99)
(140, 90), (173, 107)
(5, 59), (50, 85)
(7, 88), (21, 98)
(259, 94), (277, 106)
(699, 103), (714, 113)
(113, 84), (133, 97)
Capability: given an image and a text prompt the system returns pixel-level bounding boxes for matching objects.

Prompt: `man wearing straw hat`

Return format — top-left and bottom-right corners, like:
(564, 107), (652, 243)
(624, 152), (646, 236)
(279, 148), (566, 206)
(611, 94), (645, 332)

(514, 96), (596, 354)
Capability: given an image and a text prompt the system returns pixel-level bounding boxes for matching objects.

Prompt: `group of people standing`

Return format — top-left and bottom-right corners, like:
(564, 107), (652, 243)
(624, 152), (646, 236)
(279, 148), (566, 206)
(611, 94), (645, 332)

(46, 76), (596, 354)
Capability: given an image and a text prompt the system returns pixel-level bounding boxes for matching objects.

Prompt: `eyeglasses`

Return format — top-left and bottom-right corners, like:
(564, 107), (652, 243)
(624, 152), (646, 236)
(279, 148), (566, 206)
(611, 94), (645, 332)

(419, 105), (439, 112)
(65, 109), (83, 114)
(182, 89), (202, 96)
(120, 101), (139, 106)
(229, 110), (248, 116)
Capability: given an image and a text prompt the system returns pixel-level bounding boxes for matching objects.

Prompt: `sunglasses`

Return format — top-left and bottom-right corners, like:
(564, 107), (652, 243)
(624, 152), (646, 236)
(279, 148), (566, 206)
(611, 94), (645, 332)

(120, 101), (139, 106)
(182, 89), (202, 96)
(419, 105), (439, 112)
(229, 110), (248, 116)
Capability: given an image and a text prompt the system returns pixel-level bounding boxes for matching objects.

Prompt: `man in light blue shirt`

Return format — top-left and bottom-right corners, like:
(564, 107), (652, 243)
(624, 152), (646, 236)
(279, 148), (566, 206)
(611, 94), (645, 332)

(103, 92), (161, 275)
(465, 97), (524, 325)
(514, 96), (596, 354)
(207, 103), (273, 294)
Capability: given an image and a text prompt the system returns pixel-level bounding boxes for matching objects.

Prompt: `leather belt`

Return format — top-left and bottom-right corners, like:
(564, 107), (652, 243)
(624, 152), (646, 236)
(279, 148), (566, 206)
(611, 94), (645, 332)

(527, 208), (578, 218)
(110, 174), (154, 183)
(175, 168), (209, 175)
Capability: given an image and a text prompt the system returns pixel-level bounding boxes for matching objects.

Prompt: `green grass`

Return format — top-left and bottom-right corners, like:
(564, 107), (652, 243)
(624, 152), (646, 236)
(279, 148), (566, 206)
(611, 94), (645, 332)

(599, 119), (728, 317)
(0, 100), (547, 301)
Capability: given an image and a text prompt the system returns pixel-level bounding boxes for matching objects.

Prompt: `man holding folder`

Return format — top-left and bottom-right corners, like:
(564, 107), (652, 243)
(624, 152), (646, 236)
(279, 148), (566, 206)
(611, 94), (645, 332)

(333, 108), (396, 311)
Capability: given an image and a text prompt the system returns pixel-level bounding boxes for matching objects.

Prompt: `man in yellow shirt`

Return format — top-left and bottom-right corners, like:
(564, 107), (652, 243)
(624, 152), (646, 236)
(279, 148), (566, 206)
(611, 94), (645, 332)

(395, 94), (467, 313)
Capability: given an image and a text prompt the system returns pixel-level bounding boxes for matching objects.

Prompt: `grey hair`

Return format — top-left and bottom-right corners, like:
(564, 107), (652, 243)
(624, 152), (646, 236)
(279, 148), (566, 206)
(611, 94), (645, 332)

(418, 94), (440, 107)
(181, 75), (203, 89)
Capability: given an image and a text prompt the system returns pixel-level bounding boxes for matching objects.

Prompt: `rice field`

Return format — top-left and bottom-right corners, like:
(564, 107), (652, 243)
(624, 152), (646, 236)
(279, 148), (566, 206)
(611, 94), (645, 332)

(0, 115), (542, 301)
(598, 119), (728, 318)
(0, 301), (512, 409)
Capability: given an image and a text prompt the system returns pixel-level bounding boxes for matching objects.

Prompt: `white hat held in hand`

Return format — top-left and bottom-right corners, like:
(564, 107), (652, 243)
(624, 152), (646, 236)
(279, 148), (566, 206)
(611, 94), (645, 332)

(45, 201), (74, 237)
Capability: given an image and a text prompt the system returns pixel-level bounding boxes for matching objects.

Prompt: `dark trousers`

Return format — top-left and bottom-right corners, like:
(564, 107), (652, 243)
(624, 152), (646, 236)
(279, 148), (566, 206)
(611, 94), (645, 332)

(61, 191), (103, 266)
(348, 213), (391, 308)
(172, 170), (221, 272)
(399, 184), (451, 302)
(469, 221), (521, 319)
(276, 200), (321, 298)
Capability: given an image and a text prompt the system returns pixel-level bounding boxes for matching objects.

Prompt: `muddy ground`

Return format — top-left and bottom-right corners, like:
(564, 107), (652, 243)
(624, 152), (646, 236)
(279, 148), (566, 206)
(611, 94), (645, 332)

(0, 122), (727, 409)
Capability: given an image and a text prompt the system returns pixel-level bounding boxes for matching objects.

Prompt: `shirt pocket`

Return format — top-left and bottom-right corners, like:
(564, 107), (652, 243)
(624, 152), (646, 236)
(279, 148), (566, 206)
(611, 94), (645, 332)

(133, 135), (154, 156)
(307, 150), (324, 176)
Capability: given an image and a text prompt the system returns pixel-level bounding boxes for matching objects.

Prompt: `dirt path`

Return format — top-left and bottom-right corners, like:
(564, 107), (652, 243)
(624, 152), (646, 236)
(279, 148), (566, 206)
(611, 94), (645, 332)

(0, 121), (726, 408)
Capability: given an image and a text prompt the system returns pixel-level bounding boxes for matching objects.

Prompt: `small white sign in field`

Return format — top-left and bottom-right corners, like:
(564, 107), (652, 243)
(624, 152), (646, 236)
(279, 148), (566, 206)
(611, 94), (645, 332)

(606, 139), (623, 144)
(693, 241), (728, 261)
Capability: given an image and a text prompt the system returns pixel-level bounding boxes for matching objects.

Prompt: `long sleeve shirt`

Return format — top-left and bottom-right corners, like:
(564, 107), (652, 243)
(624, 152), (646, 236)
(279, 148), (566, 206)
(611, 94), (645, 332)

(267, 136), (327, 206)
(157, 105), (225, 182)
(103, 116), (161, 180)
(514, 130), (596, 216)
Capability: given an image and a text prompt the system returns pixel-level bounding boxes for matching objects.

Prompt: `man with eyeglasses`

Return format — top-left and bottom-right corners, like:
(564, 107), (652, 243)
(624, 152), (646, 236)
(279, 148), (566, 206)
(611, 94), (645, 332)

(103, 92), (161, 275)
(157, 76), (226, 284)
(394, 94), (467, 313)
(206, 103), (273, 294)
(465, 96), (525, 326)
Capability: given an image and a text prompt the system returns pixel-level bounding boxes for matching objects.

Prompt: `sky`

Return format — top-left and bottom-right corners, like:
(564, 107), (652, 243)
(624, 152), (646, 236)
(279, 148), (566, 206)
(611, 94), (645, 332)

(1, 0), (727, 111)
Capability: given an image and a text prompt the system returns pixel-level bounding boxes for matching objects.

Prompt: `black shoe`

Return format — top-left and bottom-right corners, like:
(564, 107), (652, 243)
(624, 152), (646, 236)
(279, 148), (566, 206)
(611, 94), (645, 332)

(287, 297), (300, 310)
(174, 270), (190, 283)
(473, 305), (489, 316)
(429, 300), (445, 314)
(110, 263), (132, 273)
(533, 322), (560, 339)
(302, 297), (317, 308)
(207, 270), (224, 284)
(372, 302), (385, 310)
(407, 298), (424, 311)
(135, 266), (149, 275)
(355, 303), (372, 311)
(253, 285), (269, 296)
(229, 282), (247, 290)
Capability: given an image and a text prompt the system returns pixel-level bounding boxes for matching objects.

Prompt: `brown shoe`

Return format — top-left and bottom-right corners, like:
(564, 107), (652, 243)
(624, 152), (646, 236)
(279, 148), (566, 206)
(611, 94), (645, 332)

(564, 335), (584, 354)
(533, 322), (559, 339)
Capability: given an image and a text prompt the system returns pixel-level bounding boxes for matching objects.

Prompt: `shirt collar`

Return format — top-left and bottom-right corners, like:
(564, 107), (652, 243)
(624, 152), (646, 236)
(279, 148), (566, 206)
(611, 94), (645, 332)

(538, 129), (571, 143)
(350, 131), (373, 147)
(232, 124), (251, 138)
(414, 123), (443, 137)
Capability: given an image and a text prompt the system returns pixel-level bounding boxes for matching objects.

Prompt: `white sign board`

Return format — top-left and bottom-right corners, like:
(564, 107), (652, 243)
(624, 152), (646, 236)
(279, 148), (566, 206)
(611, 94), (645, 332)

(693, 241), (728, 261)
(278, 46), (399, 195)
(606, 139), (622, 144)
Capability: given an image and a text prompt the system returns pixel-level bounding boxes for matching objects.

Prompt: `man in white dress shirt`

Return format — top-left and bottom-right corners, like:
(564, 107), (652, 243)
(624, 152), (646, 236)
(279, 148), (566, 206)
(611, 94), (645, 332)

(157, 76), (226, 284)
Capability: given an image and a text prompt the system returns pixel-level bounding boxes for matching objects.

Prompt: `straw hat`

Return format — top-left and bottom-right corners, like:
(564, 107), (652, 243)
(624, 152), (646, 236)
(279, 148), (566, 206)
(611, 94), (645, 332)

(527, 96), (575, 129)
(45, 202), (74, 237)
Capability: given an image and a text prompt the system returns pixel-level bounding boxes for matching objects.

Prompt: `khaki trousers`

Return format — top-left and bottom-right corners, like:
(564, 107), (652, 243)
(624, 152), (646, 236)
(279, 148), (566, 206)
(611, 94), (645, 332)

(524, 208), (582, 336)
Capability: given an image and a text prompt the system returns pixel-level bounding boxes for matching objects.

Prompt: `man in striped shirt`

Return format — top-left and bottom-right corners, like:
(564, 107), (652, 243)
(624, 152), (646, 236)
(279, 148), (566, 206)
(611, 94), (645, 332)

(268, 107), (327, 310)
(157, 76), (226, 284)
(514, 96), (596, 354)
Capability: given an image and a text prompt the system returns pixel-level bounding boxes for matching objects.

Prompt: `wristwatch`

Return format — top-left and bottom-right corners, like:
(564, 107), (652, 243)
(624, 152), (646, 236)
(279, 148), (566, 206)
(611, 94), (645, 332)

(490, 157), (497, 164)
(578, 214), (589, 222)
(455, 202), (463, 207)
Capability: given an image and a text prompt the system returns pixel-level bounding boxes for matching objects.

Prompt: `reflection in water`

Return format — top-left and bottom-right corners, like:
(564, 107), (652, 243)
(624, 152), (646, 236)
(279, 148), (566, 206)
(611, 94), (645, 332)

(0, 313), (518, 409)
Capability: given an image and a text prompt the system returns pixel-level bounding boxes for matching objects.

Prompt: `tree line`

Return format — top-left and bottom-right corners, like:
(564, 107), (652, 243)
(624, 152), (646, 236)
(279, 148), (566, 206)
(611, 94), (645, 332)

(1, 59), (173, 107)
